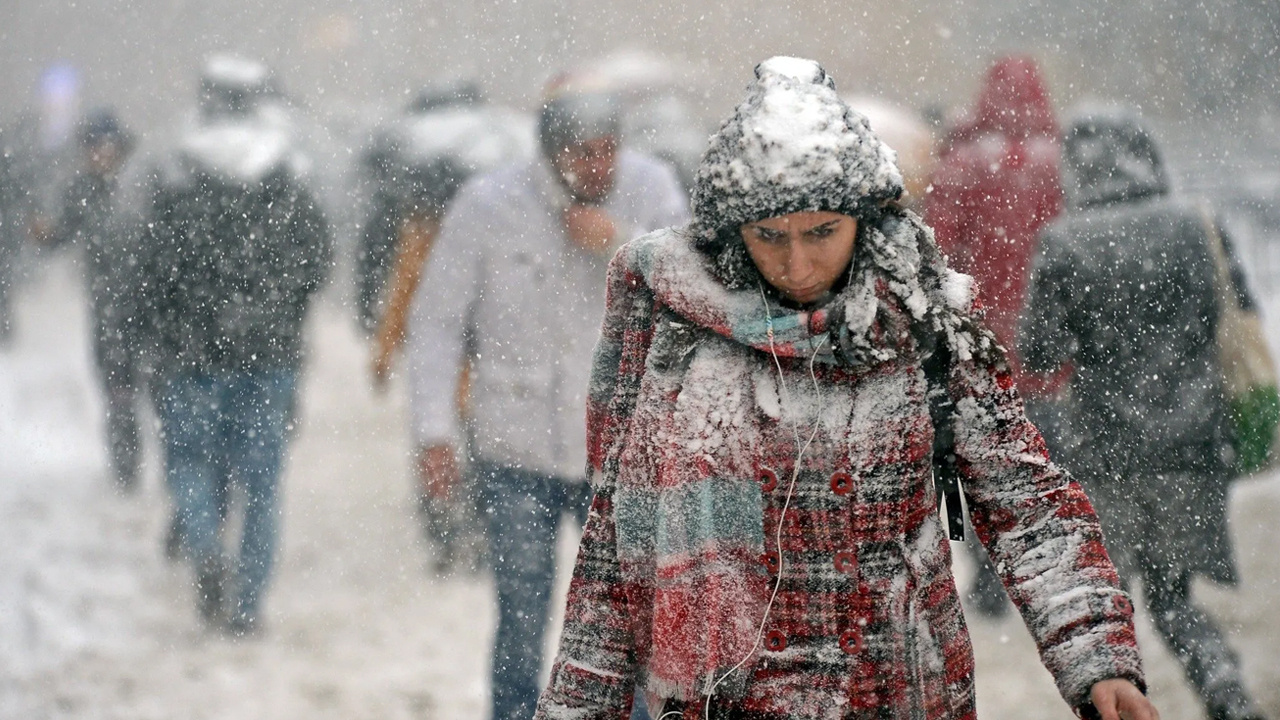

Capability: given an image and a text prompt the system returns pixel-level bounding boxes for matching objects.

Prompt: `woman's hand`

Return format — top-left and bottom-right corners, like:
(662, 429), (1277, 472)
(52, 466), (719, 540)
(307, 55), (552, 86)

(1090, 679), (1159, 720)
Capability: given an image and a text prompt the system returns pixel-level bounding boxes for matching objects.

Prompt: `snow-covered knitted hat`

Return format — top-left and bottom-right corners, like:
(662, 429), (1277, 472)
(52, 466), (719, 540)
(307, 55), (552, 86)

(692, 58), (903, 239)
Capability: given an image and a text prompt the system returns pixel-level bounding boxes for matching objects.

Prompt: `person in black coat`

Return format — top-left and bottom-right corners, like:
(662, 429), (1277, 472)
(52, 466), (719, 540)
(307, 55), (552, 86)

(134, 55), (332, 636)
(1021, 106), (1266, 720)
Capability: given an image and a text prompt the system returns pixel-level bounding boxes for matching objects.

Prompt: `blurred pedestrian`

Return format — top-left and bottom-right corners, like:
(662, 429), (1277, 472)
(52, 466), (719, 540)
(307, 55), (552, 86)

(1021, 106), (1267, 720)
(923, 55), (1065, 617)
(535, 57), (1155, 720)
(404, 88), (688, 720)
(133, 54), (332, 636)
(362, 80), (535, 571)
(45, 109), (143, 490)
(355, 79), (485, 335)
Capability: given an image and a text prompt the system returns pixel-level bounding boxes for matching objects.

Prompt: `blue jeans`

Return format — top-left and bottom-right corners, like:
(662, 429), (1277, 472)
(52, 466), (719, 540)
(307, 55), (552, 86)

(477, 461), (592, 720)
(158, 368), (297, 621)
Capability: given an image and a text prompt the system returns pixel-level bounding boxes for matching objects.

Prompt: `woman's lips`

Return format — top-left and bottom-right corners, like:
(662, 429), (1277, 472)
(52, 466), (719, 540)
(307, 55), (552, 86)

(782, 283), (823, 302)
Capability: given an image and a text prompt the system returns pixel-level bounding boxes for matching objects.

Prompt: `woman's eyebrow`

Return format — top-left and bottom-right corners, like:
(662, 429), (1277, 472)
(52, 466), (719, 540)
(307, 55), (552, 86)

(803, 220), (841, 233)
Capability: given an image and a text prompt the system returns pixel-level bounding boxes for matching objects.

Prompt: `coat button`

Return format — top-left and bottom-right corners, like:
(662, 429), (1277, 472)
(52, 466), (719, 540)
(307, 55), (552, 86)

(760, 551), (780, 574)
(839, 628), (863, 654)
(834, 551), (856, 574)
(758, 467), (778, 492)
(830, 471), (853, 496)
(765, 630), (787, 652)
(1112, 594), (1133, 615)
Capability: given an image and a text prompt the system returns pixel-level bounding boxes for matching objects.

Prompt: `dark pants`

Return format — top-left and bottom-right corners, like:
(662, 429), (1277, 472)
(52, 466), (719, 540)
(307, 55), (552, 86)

(92, 334), (142, 489)
(1139, 563), (1255, 715)
(157, 369), (297, 623)
(476, 461), (591, 720)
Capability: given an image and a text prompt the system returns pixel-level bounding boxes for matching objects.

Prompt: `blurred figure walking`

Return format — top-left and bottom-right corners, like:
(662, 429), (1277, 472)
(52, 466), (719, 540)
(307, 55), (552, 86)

(924, 55), (1065, 617)
(358, 78), (534, 571)
(133, 55), (332, 636)
(1021, 107), (1267, 720)
(46, 109), (143, 490)
(404, 89), (687, 720)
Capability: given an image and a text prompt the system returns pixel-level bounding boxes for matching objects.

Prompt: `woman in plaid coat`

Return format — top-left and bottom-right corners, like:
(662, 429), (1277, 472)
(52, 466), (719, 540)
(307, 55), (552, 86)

(534, 58), (1157, 720)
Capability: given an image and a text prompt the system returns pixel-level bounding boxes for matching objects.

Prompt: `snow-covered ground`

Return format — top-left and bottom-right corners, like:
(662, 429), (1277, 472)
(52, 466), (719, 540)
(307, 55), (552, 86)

(1, 254), (1277, 719)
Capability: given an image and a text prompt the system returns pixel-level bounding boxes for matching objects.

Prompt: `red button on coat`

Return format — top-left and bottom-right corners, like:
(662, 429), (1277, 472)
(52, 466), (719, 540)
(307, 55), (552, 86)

(830, 471), (854, 496)
(765, 630), (787, 652)
(839, 629), (863, 654)
(757, 467), (778, 492)
(1113, 595), (1134, 615)
(834, 551), (856, 574)
(760, 551), (780, 573)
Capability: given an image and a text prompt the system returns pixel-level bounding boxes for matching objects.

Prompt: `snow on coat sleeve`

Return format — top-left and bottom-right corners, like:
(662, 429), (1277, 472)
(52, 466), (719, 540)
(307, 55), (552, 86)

(406, 181), (485, 448)
(535, 246), (653, 720)
(948, 353), (1145, 708)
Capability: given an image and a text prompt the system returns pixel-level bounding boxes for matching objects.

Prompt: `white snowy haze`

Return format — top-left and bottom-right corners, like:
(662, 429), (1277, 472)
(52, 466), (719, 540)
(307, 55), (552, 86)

(1, 0), (1279, 719)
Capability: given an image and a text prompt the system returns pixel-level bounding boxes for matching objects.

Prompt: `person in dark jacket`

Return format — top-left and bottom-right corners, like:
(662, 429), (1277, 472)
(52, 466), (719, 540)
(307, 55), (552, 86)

(48, 109), (143, 490)
(1021, 106), (1266, 720)
(134, 55), (332, 636)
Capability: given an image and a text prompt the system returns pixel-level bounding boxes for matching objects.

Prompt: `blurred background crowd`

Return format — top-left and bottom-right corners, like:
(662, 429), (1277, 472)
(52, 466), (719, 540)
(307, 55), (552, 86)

(1, 1), (1279, 718)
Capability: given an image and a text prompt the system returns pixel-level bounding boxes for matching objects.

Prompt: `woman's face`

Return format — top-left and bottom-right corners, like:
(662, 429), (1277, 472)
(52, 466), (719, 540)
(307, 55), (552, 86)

(740, 211), (858, 305)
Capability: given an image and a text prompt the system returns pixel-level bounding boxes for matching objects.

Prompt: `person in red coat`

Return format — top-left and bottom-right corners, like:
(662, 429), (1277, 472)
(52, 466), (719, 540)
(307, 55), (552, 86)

(926, 55), (1063, 384)
(534, 56), (1156, 720)
(925, 55), (1066, 617)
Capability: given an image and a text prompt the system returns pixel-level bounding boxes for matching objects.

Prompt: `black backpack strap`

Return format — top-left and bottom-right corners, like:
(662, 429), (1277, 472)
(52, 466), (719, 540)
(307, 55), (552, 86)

(921, 334), (965, 541)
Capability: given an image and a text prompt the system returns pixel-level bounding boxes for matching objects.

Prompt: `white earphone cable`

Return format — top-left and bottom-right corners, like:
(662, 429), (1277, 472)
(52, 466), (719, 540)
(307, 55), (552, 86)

(670, 284), (826, 720)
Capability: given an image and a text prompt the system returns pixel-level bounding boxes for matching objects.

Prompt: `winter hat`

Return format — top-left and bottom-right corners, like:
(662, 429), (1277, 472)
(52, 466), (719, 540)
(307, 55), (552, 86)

(79, 108), (132, 150)
(199, 54), (273, 117)
(692, 58), (903, 240)
(690, 57), (903, 287)
(537, 92), (621, 157)
(1062, 105), (1168, 209)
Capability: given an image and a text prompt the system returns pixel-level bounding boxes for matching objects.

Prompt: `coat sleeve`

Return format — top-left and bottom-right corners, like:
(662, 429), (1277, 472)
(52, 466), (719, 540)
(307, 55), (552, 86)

(288, 184), (333, 304)
(1216, 217), (1259, 312)
(948, 354), (1145, 710)
(405, 184), (486, 448)
(535, 246), (653, 720)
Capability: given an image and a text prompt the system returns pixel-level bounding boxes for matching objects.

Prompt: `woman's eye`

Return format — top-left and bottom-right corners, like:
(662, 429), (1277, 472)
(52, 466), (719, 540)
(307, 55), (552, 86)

(806, 225), (836, 239)
(755, 229), (786, 244)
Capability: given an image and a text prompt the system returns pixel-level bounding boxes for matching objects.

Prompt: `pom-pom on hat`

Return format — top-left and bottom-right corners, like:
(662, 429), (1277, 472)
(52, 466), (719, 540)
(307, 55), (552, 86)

(691, 57), (904, 239)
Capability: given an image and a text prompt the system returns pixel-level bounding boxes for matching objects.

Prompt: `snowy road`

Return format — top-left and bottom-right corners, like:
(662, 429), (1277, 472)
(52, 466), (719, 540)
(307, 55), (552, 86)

(1, 256), (1277, 719)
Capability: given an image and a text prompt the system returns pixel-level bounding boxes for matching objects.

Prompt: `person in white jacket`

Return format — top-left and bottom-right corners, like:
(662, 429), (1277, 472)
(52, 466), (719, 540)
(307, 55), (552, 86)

(405, 90), (689, 720)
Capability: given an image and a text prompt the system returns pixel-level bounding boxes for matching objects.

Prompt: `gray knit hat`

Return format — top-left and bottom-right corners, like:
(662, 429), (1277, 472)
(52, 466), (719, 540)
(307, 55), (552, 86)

(537, 92), (621, 157)
(691, 57), (903, 250)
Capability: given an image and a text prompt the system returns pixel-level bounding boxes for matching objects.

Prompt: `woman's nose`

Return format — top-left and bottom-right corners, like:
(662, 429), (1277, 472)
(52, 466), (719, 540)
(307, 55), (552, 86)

(784, 246), (812, 281)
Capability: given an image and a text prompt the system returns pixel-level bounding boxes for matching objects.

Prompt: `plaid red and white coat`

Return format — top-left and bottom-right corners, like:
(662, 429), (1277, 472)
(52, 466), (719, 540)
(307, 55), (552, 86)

(535, 220), (1144, 720)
